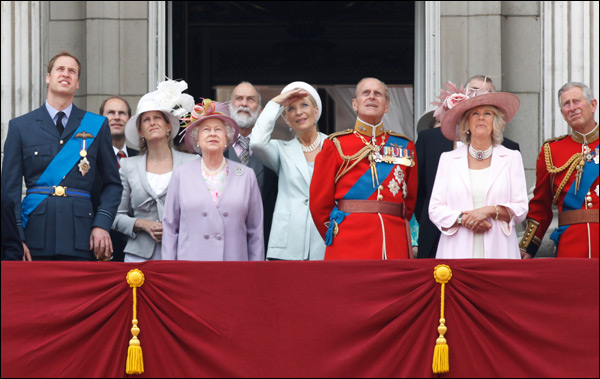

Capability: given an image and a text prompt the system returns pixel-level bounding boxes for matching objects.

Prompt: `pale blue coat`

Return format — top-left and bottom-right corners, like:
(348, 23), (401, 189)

(250, 101), (327, 260)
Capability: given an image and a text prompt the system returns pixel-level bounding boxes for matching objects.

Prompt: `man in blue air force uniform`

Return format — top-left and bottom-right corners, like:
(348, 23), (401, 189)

(1, 51), (122, 261)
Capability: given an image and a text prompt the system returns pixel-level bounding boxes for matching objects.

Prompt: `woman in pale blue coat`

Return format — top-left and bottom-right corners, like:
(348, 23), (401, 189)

(250, 81), (327, 260)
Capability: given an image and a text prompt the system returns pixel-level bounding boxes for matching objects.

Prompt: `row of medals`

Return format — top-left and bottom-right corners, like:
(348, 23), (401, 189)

(372, 146), (414, 167)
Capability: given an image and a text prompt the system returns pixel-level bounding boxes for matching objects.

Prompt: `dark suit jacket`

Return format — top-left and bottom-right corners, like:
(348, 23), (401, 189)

(92, 146), (139, 262)
(1, 192), (24, 260)
(414, 127), (520, 258)
(1, 104), (123, 260)
(225, 146), (278, 253)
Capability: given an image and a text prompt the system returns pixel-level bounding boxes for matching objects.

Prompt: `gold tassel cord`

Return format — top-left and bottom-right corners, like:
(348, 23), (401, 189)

(432, 264), (452, 374)
(543, 143), (584, 204)
(126, 269), (145, 375)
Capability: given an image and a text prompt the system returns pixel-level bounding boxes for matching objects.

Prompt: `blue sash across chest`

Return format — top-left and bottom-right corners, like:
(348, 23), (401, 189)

(21, 112), (105, 228)
(325, 134), (410, 245)
(549, 159), (599, 251)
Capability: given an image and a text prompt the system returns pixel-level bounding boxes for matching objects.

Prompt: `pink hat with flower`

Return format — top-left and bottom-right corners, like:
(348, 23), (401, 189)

(433, 82), (520, 141)
(181, 99), (240, 152)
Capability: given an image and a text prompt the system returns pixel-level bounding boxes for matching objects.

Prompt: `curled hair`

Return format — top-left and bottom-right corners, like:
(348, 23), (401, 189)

(457, 105), (506, 146)
(189, 118), (236, 154)
(136, 111), (174, 155)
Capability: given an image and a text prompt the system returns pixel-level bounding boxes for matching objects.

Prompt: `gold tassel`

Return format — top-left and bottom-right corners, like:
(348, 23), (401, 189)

(432, 264), (452, 374)
(126, 269), (145, 375)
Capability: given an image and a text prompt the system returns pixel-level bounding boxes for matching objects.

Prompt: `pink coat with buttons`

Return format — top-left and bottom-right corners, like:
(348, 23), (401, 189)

(162, 158), (264, 261)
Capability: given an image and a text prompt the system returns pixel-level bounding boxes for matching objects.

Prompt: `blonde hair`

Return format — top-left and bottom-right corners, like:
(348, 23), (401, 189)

(281, 94), (318, 118)
(457, 105), (506, 146)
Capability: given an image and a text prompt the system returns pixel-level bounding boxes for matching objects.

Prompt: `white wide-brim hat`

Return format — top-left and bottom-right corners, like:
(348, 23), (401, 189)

(125, 92), (182, 150)
(440, 92), (520, 141)
(280, 81), (322, 121)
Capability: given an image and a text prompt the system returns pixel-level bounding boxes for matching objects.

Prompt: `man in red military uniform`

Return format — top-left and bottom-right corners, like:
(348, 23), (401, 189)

(310, 78), (417, 260)
(520, 82), (598, 258)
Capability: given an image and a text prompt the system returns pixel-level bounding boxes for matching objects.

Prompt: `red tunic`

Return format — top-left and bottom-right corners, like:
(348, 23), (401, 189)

(520, 128), (599, 258)
(310, 125), (417, 260)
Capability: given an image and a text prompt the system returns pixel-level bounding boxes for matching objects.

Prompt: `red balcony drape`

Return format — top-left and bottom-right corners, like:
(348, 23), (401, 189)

(1, 259), (598, 378)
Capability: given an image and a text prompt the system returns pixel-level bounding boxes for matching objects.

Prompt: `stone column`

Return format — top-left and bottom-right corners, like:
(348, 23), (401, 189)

(440, 1), (503, 88)
(541, 1), (600, 140)
(1, 1), (43, 165)
(85, 1), (150, 115)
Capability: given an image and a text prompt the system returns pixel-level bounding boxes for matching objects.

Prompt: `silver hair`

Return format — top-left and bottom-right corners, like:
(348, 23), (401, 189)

(189, 118), (236, 154)
(466, 75), (496, 92)
(457, 105), (506, 146)
(557, 82), (595, 107)
(354, 77), (390, 100)
(232, 81), (262, 107)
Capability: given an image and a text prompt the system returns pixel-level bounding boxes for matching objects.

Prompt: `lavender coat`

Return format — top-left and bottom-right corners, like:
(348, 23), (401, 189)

(162, 158), (264, 261)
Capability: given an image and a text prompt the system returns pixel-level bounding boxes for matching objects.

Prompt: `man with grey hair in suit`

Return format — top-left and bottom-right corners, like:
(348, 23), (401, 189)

(227, 81), (278, 252)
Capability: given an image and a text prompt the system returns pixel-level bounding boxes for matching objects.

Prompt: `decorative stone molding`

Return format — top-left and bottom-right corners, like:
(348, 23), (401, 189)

(541, 1), (599, 141)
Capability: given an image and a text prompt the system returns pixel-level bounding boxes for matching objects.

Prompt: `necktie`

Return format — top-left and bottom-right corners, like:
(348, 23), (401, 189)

(117, 150), (126, 169)
(56, 111), (65, 135)
(238, 135), (250, 165)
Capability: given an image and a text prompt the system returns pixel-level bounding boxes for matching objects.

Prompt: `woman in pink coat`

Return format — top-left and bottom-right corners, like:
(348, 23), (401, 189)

(162, 99), (264, 261)
(429, 84), (528, 259)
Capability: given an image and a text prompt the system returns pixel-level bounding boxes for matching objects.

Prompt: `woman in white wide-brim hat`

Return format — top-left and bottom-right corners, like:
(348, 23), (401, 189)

(250, 81), (327, 261)
(112, 79), (198, 262)
(161, 99), (264, 261)
(428, 83), (529, 259)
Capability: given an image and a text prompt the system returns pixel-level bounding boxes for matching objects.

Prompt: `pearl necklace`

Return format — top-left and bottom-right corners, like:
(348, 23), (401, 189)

(300, 134), (321, 153)
(469, 144), (493, 160)
(201, 158), (226, 175)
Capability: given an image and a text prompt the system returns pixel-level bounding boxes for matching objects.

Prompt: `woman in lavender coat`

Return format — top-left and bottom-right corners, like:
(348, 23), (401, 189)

(162, 99), (264, 261)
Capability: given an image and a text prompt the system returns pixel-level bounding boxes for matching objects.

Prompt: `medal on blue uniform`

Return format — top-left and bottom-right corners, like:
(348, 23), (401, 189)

(75, 131), (94, 176)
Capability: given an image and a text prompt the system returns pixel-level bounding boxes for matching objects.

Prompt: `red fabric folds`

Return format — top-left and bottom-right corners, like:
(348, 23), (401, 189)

(1, 259), (598, 378)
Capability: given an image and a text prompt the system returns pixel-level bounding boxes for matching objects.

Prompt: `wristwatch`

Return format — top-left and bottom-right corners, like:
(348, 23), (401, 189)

(457, 213), (464, 225)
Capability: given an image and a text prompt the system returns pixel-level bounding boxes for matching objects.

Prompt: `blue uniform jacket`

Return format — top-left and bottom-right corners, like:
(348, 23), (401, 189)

(1, 104), (122, 259)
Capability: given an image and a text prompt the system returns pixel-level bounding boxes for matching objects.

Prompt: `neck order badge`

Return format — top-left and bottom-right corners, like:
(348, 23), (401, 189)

(20, 112), (105, 228)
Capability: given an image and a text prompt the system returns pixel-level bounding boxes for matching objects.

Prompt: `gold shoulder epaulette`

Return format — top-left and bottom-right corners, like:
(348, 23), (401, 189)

(386, 130), (413, 142)
(543, 134), (568, 145)
(327, 129), (353, 140)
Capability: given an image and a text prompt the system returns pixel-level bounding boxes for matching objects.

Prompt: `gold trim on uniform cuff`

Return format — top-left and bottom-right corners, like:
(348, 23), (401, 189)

(519, 219), (540, 250)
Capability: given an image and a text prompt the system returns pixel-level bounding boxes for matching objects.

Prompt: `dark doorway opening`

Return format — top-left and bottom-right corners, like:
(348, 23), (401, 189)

(170, 1), (415, 135)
